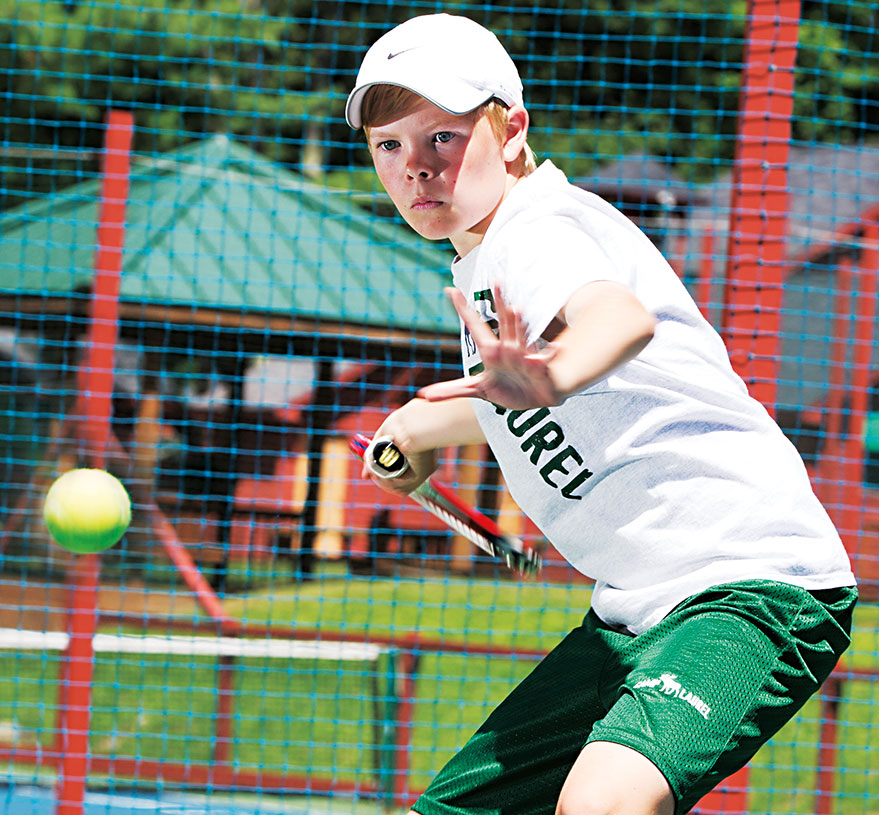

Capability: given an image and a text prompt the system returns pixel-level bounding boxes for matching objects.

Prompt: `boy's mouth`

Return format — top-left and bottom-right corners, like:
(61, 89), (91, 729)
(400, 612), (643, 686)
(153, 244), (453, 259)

(411, 196), (443, 211)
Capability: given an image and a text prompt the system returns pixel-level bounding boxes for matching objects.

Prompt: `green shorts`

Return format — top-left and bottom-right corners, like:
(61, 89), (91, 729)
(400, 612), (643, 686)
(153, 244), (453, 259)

(413, 579), (856, 815)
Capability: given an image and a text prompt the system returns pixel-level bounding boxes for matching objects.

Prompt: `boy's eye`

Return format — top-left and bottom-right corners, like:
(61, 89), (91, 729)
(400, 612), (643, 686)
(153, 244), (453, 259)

(377, 140), (399, 152)
(434, 131), (455, 144)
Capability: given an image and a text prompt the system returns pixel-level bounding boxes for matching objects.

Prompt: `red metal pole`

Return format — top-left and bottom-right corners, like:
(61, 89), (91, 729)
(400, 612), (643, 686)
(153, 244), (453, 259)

(145, 501), (239, 631)
(55, 109), (134, 815)
(845, 226), (879, 484)
(707, 3), (803, 810)
(77, 115), (133, 461)
(838, 224), (879, 585)
(392, 652), (419, 809)
(213, 655), (237, 766)
(814, 673), (843, 815)
(697, 228), (715, 321)
(820, 261), (855, 505)
(99, 427), (237, 629)
(722, 0), (802, 418)
(694, 766), (750, 814)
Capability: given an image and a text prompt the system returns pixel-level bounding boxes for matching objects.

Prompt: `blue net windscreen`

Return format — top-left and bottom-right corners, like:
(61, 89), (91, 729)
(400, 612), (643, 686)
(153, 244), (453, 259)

(0, 2), (876, 813)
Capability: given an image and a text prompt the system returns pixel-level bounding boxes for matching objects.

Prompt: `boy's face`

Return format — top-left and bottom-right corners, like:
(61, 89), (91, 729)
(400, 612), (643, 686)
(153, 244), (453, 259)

(367, 98), (510, 256)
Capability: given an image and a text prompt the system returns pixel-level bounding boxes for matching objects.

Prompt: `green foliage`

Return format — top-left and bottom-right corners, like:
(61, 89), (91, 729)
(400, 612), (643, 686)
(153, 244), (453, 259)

(796, 0), (879, 141)
(1, 0), (306, 149)
(1, 0), (878, 204)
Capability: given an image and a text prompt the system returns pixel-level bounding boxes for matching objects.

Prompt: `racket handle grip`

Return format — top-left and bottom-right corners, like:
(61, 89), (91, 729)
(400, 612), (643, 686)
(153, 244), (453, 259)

(363, 435), (410, 479)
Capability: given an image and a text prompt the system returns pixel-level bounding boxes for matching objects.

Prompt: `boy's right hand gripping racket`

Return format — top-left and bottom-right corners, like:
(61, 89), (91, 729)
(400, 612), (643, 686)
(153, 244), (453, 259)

(350, 433), (541, 577)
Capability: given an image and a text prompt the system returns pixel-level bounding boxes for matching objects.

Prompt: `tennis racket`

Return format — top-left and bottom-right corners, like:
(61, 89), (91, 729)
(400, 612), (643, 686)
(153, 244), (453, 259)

(349, 433), (542, 576)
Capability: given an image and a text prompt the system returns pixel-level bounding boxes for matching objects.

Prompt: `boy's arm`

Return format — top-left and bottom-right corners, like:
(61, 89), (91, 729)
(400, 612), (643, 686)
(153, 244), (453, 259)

(366, 396), (486, 494)
(419, 281), (656, 409)
(549, 280), (656, 398)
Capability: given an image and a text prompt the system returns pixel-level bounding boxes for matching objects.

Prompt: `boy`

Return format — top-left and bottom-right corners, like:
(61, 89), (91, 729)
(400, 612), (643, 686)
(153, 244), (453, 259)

(345, 13), (856, 815)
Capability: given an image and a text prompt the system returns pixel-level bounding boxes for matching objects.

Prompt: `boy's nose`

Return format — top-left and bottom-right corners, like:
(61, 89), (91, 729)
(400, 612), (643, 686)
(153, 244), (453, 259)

(404, 149), (436, 180)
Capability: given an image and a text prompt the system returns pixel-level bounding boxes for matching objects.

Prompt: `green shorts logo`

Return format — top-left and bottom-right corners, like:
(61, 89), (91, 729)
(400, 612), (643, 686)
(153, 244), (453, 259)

(633, 673), (712, 720)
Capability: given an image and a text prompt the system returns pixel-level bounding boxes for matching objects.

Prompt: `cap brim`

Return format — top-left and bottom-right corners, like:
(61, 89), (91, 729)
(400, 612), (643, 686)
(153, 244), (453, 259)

(345, 76), (494, 129)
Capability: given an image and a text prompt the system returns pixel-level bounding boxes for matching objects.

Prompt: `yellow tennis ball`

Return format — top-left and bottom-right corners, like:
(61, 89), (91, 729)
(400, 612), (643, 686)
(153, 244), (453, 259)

(43, 469), (131, 554)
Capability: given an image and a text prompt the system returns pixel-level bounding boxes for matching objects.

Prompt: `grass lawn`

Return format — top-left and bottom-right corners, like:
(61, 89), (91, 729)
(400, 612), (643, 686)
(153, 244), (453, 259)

(0, 569), (876, 812)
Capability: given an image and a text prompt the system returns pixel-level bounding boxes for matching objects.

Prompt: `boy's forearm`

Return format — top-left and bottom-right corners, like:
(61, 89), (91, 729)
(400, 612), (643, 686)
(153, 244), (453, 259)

(548, 281), (656, 401)
(376, 396), (486, 456)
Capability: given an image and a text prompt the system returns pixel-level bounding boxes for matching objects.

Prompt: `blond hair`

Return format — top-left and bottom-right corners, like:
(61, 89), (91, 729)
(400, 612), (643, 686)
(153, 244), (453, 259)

(360, 85), (537, 176)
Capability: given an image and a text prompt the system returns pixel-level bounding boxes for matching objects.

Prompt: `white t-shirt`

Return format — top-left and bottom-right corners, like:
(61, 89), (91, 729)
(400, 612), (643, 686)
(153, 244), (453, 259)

(451, 160), (855, 634)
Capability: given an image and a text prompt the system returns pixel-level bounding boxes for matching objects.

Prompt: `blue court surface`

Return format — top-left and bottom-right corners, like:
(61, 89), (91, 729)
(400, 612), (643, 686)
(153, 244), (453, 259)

(2, 784), (385, 815)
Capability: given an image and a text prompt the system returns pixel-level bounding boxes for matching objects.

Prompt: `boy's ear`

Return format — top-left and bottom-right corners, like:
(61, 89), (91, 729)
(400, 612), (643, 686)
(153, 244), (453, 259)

(502, 105), (529, 165)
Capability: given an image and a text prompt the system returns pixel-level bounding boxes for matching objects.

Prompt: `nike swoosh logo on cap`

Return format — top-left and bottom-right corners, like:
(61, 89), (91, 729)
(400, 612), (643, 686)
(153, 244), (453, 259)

(387, 47), (418, 59)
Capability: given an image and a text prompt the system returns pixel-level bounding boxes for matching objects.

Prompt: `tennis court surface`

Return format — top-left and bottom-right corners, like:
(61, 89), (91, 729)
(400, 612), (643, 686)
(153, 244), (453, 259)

(3, 782), (386, 815)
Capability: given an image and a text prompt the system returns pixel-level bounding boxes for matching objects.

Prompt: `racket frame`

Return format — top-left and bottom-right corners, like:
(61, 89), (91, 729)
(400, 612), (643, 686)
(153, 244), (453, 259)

(349, 433), (542, 576)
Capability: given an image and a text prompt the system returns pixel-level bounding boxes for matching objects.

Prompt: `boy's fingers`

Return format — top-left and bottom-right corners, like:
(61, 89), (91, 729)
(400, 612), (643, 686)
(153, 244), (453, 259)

(490, 283), (507, 334)
(418, 376), (482, 402)
(446, 288), (497, 348)
(491, 283), (527, 345)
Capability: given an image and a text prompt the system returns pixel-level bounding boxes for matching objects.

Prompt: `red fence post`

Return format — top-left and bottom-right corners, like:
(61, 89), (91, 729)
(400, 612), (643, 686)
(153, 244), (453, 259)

(707, 3), (803, 810)
(840, 225), (879, 588)
(815, 672), (843, 815)
(55, 109), (134, 815)
(392, 652), (419, 809)
(697, 228), (716, 321)
(213, 654), (237, 767)
(722, 0), (802, 419)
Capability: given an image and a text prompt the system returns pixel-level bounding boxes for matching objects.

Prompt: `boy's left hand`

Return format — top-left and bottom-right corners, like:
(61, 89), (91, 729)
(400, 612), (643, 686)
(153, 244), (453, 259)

(418, 286), (562, 409)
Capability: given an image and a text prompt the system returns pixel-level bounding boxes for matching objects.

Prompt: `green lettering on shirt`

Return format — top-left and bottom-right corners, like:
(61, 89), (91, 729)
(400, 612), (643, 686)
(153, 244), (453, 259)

(521, 421), (564, 464)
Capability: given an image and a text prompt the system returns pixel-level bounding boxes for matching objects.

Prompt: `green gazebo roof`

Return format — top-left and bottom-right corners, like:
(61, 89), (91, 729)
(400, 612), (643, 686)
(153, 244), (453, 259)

(0, 135), (457, 336)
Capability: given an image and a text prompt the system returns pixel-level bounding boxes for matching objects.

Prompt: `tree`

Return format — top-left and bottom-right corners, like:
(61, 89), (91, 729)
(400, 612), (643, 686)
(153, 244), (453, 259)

(1, 0), (877, 209)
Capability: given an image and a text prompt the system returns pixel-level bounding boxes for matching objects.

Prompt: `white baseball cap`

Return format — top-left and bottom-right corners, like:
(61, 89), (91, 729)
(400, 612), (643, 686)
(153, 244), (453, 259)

(345, 14), (524, 129)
